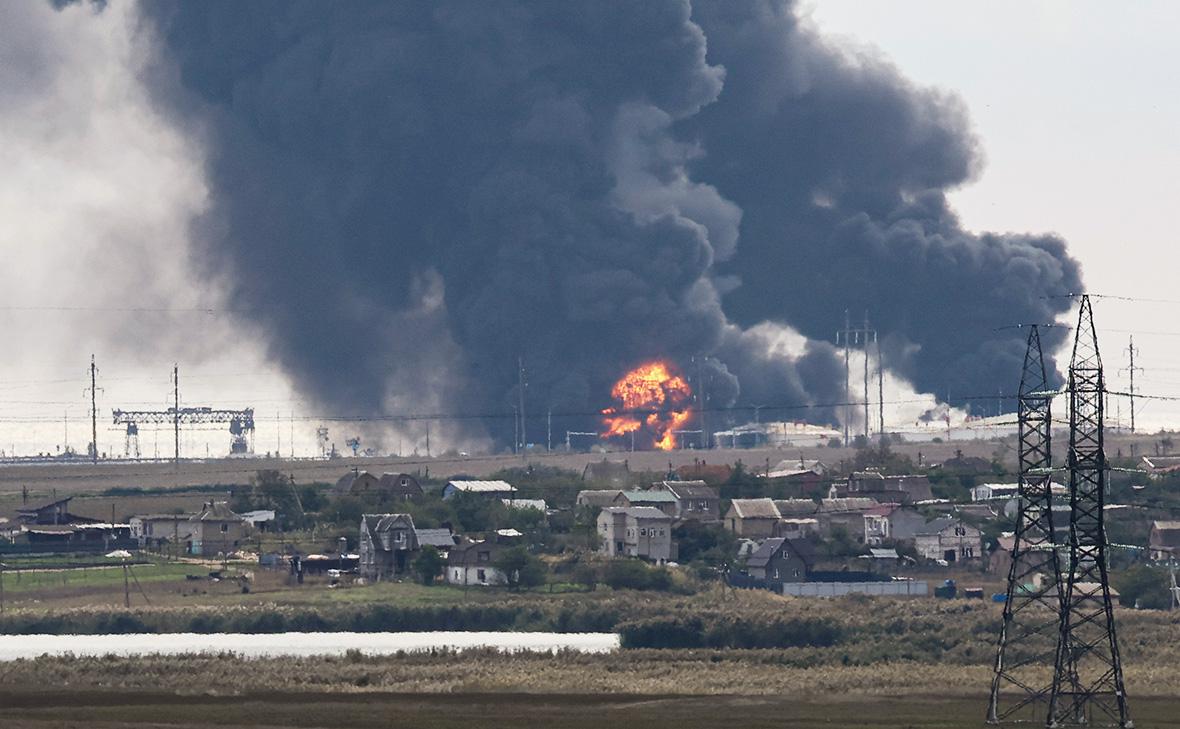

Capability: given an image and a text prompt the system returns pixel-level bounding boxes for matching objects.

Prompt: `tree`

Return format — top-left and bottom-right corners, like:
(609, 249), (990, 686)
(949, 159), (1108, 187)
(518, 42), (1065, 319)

(1114, 566), (1171, 609)
(493, 546), (546, 590)
(413, 546), (445, 586)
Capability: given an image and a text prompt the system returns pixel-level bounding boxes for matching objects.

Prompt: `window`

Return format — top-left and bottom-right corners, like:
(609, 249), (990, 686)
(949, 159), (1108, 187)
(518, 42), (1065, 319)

(477, 569), (486, 582)
(220, 523), (228, 533)
(698, 500), (707, 510)
(478, 551), (490, 562)
(639, 528), (647, 536)
(658, 529), (665, 537)
(772, 568), (780, 579)
(954, 526), (965, 536)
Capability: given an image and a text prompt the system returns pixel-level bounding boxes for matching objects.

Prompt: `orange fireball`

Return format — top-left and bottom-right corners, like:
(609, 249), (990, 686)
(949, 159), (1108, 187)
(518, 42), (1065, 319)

(601, 361), (693, 450)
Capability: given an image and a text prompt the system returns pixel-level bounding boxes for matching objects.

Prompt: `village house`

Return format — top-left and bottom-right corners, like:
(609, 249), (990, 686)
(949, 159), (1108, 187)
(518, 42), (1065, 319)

(21, 523), (133, 550)
(776, 497), (879, 538)
(446, 535), (520, 586)
(766, 459), (828, 497)
(16, 496), (97, 526)
(442, 480), (517, 500)
(776, 517), (819, 540)
(612, 490), (679, 519)
(581, 458), (631, 486)
(862, 504), (928, 546)
(188, 501), (251, 557)
(676, 461), (732, 483)
(575, 489), (624, 509)
(830, 472), (934, 504)
(724, 498), (781, 539)
(914, 517), (983, 563)
(1140, 455), (1180, 480)
(359, 513), (415, 579)
(130, 513), (195, 549)
(744, 537), (815, 583)
(332, 470), (381, 497)
(597, 506), (674, 563)
(650, 480), (720, 521)
(1149, 520), (1180, 562)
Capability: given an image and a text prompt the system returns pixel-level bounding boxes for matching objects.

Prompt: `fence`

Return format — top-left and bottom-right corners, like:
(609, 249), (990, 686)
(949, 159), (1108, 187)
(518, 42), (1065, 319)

(779, 580), (928, 597)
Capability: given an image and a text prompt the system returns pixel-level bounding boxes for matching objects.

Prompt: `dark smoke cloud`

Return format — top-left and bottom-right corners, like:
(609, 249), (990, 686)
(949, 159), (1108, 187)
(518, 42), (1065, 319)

(686, 2), (1081, 402)
(100, 0), (1076, 446)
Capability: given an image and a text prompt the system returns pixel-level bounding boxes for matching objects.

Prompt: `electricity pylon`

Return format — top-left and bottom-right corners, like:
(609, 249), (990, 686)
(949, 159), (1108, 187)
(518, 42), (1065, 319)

(1047, 295), (1131, 728)
(988, 325), (1064, 723)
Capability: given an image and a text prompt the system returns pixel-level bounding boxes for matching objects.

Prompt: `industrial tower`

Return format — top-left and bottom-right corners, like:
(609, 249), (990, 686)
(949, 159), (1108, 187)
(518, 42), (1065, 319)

(1047, 295), (1131, 728)
(988, 325), (1065, 723)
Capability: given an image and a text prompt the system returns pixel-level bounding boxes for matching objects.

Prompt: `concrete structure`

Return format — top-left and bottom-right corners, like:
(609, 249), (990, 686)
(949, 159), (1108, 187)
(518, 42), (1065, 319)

(188, 501), (251, 557)
(914, 517), (982, 563)
(724, 499), (781, 539)
(651, 480), (720, 521)
(862, 504), (927, 546)
(442, 480), (517, 500)
(597, 506), (673, 563)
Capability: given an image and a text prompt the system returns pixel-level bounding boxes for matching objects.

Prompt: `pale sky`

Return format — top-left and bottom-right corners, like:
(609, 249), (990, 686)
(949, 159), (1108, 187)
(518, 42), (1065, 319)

(0, 1), (1178, 459)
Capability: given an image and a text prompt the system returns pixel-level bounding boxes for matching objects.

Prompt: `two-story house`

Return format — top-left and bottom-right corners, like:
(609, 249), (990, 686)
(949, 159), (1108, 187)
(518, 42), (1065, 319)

(651, 480), (720, 521)
(597, 506), (674, 563)
(914, 517), (982, 563)
(862, 504), (928, 546)
(744, 537), (815, 583)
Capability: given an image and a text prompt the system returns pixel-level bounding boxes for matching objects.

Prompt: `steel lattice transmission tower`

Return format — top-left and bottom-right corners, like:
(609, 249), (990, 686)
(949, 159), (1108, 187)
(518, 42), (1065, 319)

(988, 325), (1065, 723)
(1047, 295), (1131, 728)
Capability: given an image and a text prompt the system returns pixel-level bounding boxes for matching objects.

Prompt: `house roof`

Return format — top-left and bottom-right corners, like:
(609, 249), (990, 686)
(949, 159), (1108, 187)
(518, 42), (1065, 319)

(1151, 521), (1180, 548)
(602, 505), (672, 521)
(655, 480), (718, 500)
(192, 502), (244, 523)
(414, 528), (456, 548)
(446, 480), (517, 493)
(865, 548), (900, 560)
(362, 513), (416, 534)
(774, 499), (819, 516)
(746, 537), (816, 569)
(582, 459), (630, 481)
(619, 490), (677, 504)
(132, 513), (196, 521)
(728, 498), (781, 519)
(378, 473), (423, 494)
(576, 489), (624, 507)
(817, 498), (879, 513)
(503, 498), (548, 511)
(16, 496), (72, 514)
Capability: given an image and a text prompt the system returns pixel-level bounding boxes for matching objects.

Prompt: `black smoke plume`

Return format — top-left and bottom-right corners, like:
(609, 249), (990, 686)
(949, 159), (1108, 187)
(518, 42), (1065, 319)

(113, 0), (1077, 447)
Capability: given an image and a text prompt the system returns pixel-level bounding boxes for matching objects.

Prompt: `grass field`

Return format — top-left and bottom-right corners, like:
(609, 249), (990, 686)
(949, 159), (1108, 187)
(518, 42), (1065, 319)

(3, 691), (1177, 729)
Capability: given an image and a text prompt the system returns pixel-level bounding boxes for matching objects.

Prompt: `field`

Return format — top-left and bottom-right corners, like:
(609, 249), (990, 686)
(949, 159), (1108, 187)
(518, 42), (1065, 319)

(4, 692), (1179, 729)
(0, 438), (1014, 498)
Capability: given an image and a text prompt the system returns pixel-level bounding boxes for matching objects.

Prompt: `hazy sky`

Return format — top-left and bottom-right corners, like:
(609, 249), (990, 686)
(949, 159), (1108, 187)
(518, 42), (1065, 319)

(809, 0), (1180, 429)
(1, 1), (1178, 458)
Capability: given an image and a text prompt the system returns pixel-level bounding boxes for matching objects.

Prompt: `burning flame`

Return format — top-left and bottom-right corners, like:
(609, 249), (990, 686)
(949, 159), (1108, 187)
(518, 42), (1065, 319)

(601, 361), (693, 450)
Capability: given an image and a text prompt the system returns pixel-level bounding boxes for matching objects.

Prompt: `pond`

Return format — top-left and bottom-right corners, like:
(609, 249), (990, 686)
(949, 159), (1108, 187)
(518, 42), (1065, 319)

(0, 631), (620, 660)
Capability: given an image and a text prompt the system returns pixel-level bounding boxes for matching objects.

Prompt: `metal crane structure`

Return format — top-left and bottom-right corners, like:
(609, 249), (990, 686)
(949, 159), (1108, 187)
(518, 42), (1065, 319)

(988, 325), (1065, 723)
(112, 407), (255, 459)
(1047, 295), (1131, 728)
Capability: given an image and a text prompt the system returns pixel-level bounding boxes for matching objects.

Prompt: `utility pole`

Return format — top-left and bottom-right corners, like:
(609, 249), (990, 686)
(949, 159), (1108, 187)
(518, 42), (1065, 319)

(1122, 335), (1141, 434)
(862, 312), (870, 440)
(876, 336), (884, 438)
(517, 356), (527, 453)
(172, 364), (180, 468)
(696, 356), (709, 450)
(547, 409), (552, 452)
(840, 310), (850, 446)
(87, 355), (99, 464)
